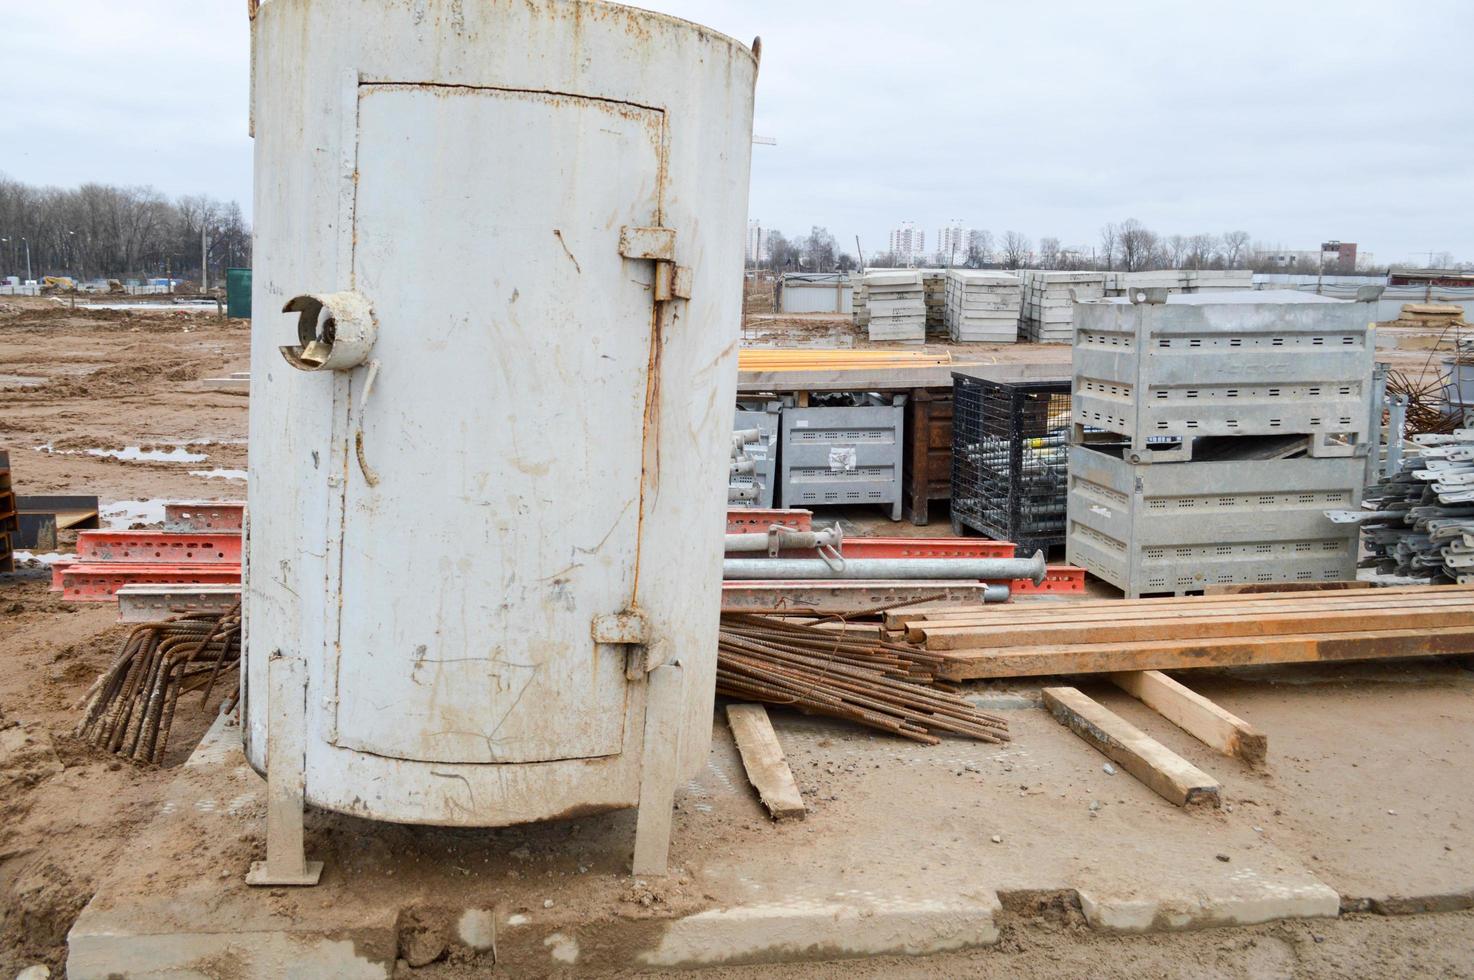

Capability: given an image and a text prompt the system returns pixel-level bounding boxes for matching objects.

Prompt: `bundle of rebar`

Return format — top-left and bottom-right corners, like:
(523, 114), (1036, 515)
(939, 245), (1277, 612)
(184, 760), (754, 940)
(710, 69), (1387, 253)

(1386, 368), (1461, 436)
(74, 604), (241, 764)
(717, 613), (1010, 745)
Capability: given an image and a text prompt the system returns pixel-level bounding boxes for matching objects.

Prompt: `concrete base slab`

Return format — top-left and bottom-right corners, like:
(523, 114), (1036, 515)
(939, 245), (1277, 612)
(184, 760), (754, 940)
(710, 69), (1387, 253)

(74, 662), (1474, 975)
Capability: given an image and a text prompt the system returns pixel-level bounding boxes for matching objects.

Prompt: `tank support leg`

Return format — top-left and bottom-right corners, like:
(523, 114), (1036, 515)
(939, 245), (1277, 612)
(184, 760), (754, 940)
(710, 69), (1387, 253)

(247, 649), (323, 887)
(632, 662), (685, 876)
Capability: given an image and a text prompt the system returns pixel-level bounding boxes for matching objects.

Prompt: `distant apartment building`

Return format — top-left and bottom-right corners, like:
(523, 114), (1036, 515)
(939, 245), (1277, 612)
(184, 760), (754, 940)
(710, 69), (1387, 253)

(745, 219), (767, 265)
(889, 222), (926, 264)
(936, 223), (968, 264)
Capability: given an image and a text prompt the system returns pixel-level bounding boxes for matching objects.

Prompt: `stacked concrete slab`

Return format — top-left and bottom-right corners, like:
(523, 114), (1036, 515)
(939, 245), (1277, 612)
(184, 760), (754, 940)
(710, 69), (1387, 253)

(1019, 270), (1106, 343)
(862, 270), (926, 343)
(920, 269), (948, 336)
(1103, 269), (1254, 296)
(945, 270), (1022, 343)
(1066, 290), (1377, 596)
(851, 278), (869, 329)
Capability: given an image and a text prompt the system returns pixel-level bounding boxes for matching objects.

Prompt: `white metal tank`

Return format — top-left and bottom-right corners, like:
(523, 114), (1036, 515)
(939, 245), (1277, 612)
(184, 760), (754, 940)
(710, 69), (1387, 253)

(243, 0), (757, 882)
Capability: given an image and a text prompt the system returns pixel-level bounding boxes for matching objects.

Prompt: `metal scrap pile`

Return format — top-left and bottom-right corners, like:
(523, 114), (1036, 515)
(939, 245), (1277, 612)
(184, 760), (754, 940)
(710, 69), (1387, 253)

(75, 605), (241, 764)
(717, 613), (1010, 745)
(1353, 432), (1474, 583)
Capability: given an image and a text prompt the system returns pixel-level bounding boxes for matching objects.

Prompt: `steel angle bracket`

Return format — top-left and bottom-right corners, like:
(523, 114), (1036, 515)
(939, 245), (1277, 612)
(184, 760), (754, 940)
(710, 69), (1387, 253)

(592, 609), (665, 680)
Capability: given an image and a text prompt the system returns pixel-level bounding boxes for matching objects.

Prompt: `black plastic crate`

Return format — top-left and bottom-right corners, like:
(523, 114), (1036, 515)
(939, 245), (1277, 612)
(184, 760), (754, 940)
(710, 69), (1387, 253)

(950, 373), (1072, 555)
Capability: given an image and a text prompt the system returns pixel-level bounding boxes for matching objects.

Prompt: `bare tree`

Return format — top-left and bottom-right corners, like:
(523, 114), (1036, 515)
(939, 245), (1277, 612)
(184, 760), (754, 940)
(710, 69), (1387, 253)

(0, 173), (250, 283)
(1001, 230), (1031, 269)
(1098, 223), (1118, 271)
(802, 226), (838, 272)
(1117, 219), (1158, 272)
(1038, 237), (1061, 270)
(1186, 233), (1218, 269)
(1220, 230), (1251, 267)
(1165, 234), (1188, 268)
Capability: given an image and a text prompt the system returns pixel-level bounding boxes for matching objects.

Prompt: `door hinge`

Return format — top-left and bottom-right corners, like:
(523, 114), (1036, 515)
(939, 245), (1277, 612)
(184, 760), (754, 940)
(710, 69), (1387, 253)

(619, 226), (691, 302)
(592, 610), (661, 680)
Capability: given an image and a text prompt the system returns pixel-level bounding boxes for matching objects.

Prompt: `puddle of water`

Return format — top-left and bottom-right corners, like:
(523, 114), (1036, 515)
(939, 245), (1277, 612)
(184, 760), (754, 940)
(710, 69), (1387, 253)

(0, 373), (45, 386)
(191, 469), (247, 481)
(34, 443), (210, 463)
(100, 500), (169, 528)
(12, 551), (77, 565)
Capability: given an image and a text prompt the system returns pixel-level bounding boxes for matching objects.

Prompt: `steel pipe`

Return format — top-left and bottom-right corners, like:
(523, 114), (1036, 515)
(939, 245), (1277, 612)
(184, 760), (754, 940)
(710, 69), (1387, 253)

(724, 527), (843, 554)
(722, 551), (1047, 584)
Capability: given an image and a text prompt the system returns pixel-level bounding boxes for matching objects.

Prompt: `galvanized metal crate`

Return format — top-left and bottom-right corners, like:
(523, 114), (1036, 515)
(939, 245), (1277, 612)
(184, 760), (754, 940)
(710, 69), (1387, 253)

(1072, 291), (1376, 462)
(1066, 444), (1361, 597)
(731, 406), (779, 508)
(780, 403), (905, 520)
(950, 373), (1072, 554)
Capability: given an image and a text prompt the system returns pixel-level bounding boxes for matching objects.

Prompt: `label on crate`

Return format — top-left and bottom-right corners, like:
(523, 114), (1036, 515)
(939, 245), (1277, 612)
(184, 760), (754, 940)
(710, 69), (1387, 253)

(828, 446), (857, 472)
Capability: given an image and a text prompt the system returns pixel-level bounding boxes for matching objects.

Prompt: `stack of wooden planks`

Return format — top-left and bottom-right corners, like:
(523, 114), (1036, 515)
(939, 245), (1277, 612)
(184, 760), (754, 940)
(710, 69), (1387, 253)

(883, 585), (1474, 681)
(736, 348), (951, 372)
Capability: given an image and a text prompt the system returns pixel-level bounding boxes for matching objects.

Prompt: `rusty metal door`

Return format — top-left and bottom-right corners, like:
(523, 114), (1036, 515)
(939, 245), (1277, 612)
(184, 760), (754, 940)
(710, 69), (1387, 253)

(330, 82), (666, 765)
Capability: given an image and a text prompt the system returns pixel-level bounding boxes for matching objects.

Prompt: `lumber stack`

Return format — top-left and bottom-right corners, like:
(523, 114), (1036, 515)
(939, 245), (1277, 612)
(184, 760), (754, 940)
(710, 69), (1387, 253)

(881, 585), (1474, 680)
(737, 348), (951, 372)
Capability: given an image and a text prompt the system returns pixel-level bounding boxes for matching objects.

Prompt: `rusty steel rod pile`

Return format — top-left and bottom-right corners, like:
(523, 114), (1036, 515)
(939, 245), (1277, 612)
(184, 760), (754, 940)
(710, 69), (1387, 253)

(75, 604), (241, 764)
(717, 613), (1010, 745)
(1387, 367), (1461, 436)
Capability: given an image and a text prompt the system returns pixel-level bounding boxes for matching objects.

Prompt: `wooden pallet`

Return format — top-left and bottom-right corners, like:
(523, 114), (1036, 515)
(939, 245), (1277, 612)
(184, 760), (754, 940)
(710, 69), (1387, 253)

(882, 585), (1474, 681)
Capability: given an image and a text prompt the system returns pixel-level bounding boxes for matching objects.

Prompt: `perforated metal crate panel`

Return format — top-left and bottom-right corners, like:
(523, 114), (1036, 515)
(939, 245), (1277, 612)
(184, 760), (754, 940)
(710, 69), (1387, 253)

(1065, 445), (1361, 597)
(1072, 294), (1376, 462)
(950, 372), (1071, 554)
(780, 404), (904, 520)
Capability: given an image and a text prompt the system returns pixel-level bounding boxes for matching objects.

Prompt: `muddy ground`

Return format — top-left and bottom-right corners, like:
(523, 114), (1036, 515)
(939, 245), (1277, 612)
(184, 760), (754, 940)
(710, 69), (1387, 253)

(1, 297), (1471, 976)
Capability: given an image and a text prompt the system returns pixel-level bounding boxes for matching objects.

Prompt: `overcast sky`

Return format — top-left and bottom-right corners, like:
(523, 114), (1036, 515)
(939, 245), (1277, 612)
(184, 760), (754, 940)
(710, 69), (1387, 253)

(2, 1), (1470, 264)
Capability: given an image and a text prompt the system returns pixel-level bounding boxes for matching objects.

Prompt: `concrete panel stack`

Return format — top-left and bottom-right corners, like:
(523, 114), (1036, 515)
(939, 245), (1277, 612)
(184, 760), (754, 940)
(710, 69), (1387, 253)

(945, 270), (1022, 343)
(862, 270), (926, 343)
(1066, 290), (1378, 596)
(1103, 269), (1255, 296)
(1019, 271), (1106, 343)
(920, 269), (948, 336)
(851, 277), (869, 329)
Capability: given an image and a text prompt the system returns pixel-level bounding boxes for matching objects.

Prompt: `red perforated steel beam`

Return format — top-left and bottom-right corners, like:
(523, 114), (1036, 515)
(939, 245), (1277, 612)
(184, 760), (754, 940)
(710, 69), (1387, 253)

(58, 563), (242, 601)
(75, 530), (241, 564)
(726, 508), (813, 533)
(164, 501), (246, 532)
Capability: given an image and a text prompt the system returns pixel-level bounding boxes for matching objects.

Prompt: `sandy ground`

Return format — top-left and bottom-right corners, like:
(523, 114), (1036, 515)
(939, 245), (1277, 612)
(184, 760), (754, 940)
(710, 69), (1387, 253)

(2, 298), (1472, 976)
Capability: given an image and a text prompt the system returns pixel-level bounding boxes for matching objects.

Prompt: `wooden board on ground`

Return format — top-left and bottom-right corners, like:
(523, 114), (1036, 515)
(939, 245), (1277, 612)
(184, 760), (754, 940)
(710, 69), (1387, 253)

(1110, 670), (1267, 766)
(937, 626), (1474, 681)
(1042, 686), (1221, 808)
(917, 602), (1474, 650)
(725, 703), (806, 821)
(1202, 581), (1372, 596)
(885, 583), (1472, 631)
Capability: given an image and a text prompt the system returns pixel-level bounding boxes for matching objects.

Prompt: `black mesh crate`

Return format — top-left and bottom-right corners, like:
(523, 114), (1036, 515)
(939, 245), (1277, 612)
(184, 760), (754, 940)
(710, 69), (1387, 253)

(950, 373), (1072, 555)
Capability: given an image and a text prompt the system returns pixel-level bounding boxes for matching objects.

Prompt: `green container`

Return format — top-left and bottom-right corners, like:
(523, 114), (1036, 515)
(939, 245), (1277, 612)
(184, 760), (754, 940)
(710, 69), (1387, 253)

(225, 267), (252, 319)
